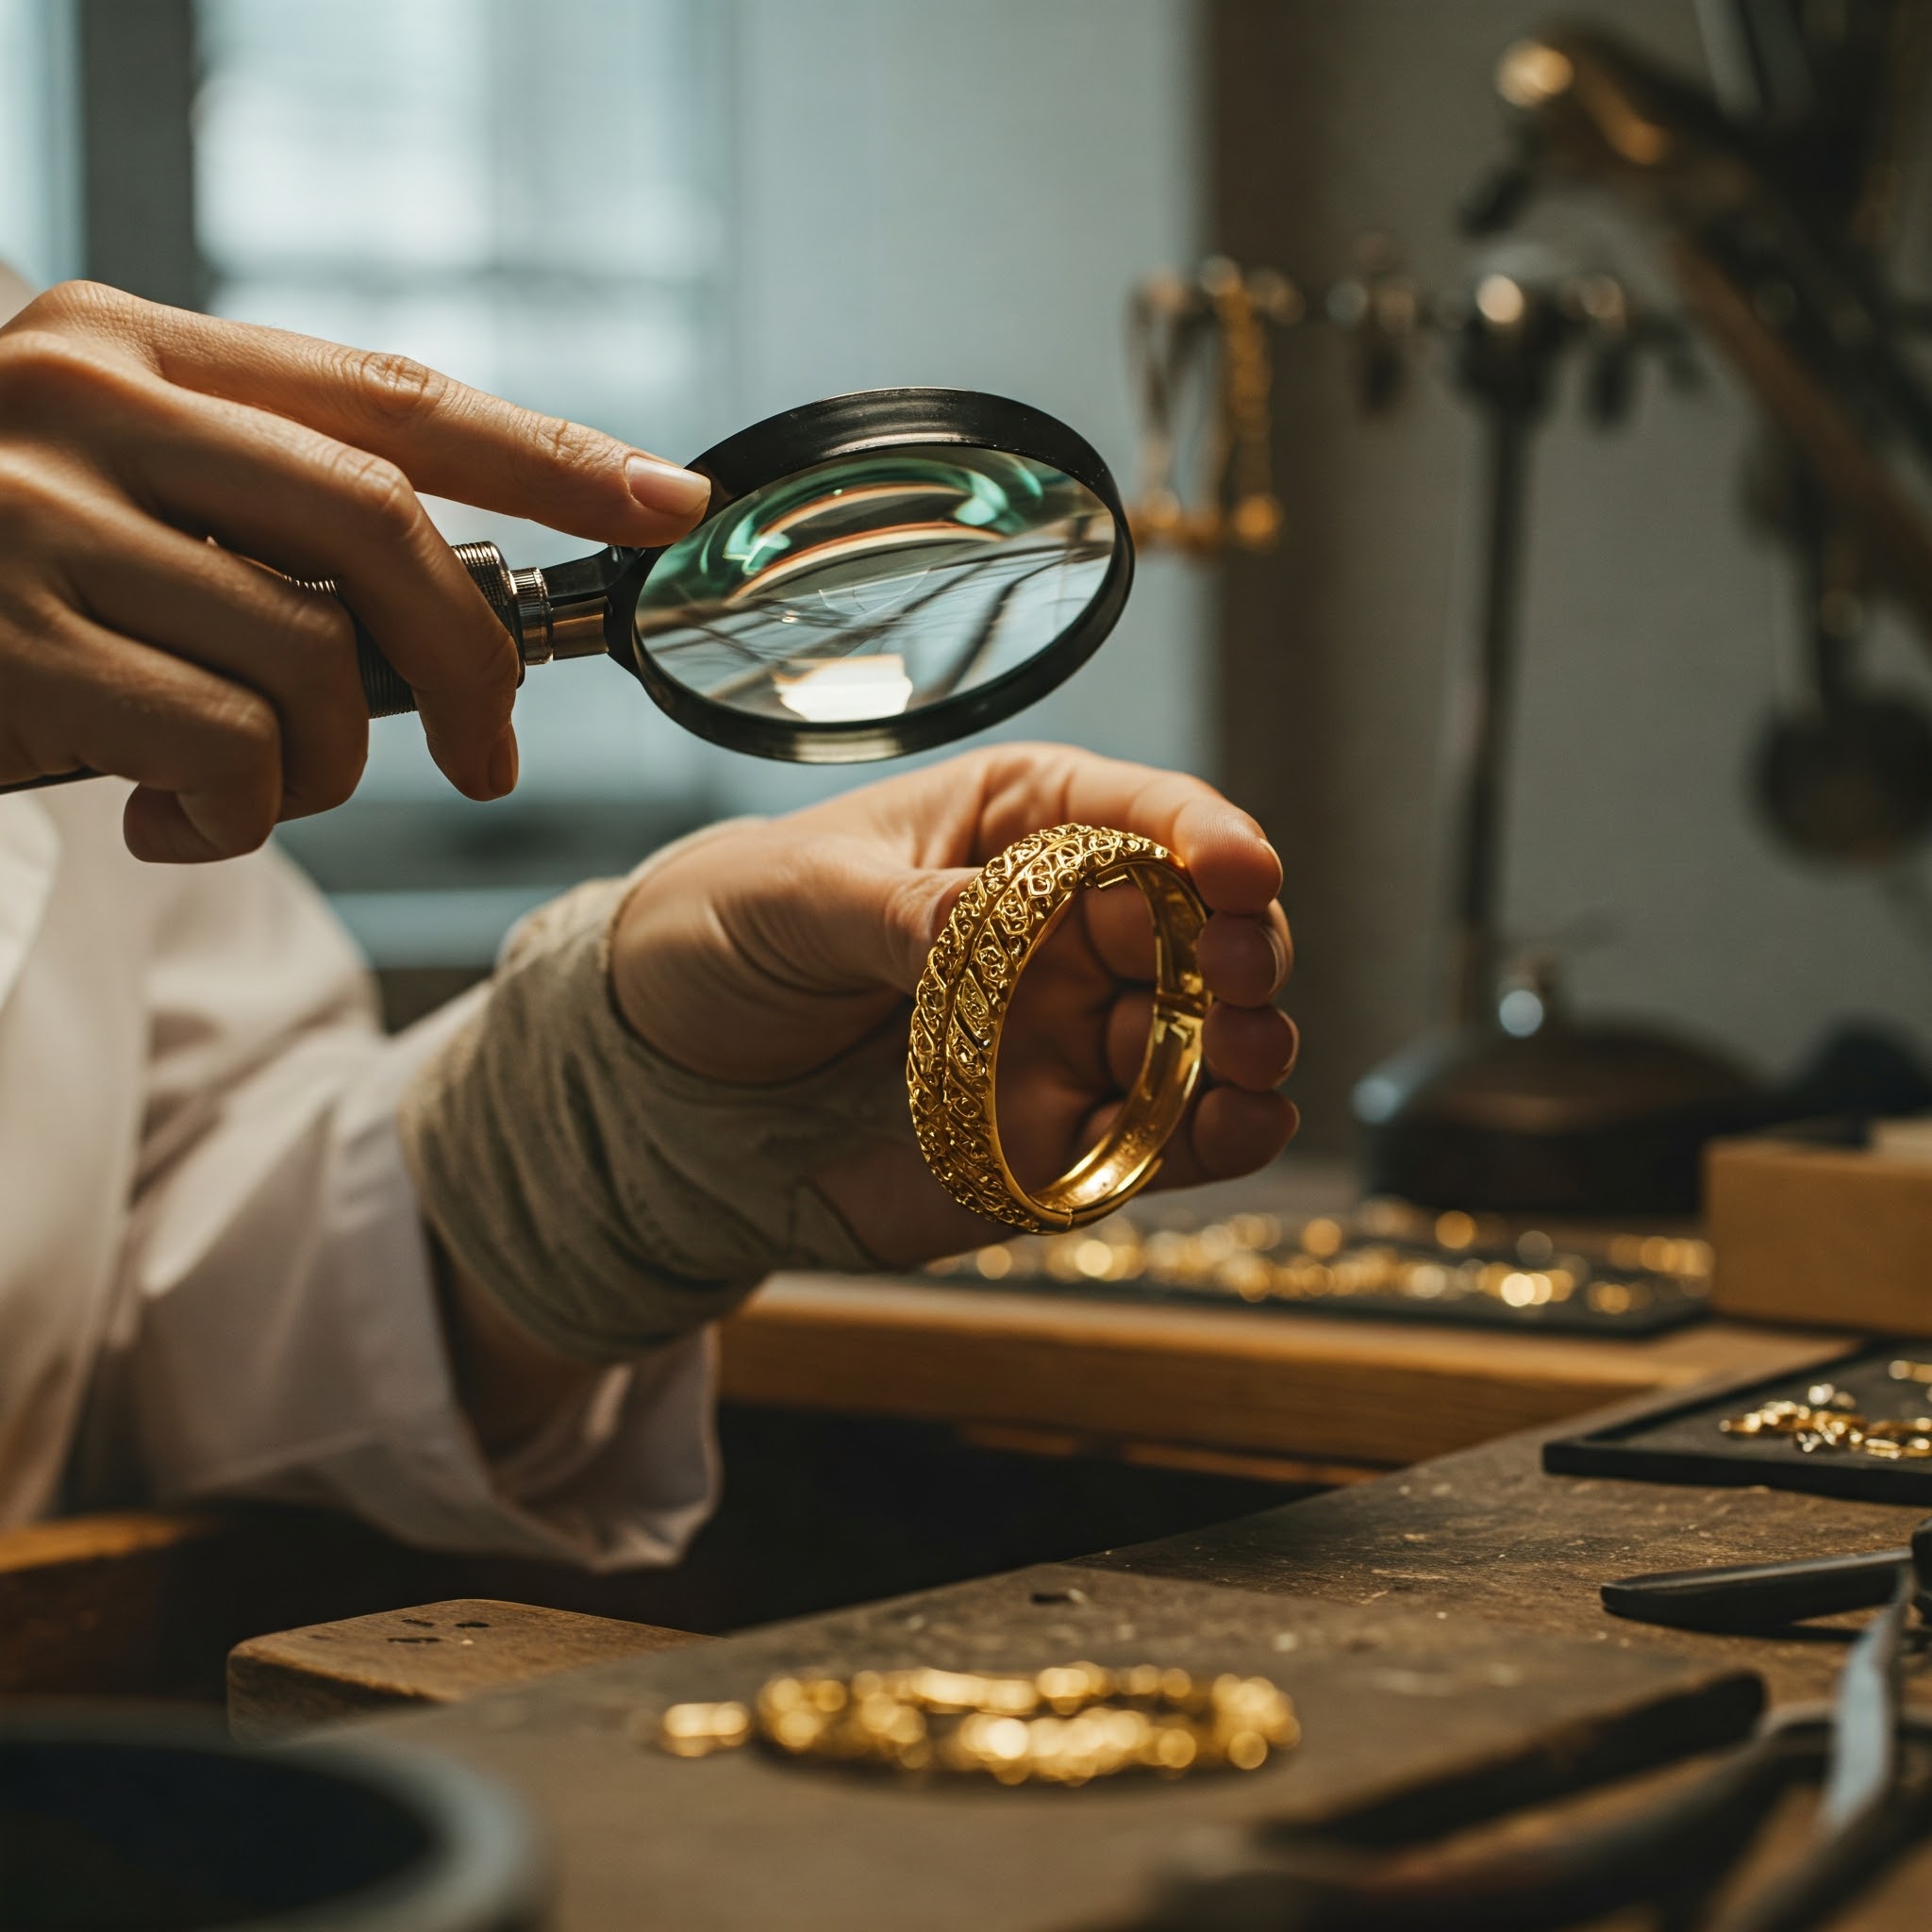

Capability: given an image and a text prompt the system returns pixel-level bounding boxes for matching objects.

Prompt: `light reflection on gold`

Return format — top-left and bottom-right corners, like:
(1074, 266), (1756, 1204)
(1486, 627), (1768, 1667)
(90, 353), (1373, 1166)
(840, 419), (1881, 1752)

(657, 1664), (1299, 1784)
(1497, 39), (1574, 109)
(1301, 1216), (1344, 1258)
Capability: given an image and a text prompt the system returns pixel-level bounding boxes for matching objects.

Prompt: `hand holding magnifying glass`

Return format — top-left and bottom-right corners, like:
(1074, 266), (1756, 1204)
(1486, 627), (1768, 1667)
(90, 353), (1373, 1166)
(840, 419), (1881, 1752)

(0, 281), (722, 856)
(1, 285), (1134, 837)
(336, 384), (1130, 763)
(0, 282), (1254, 1264)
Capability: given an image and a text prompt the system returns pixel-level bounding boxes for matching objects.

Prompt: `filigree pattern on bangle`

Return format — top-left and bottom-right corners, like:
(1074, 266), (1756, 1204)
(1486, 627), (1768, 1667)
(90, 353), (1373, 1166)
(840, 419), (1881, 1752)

(907, 823), (1208, 1234)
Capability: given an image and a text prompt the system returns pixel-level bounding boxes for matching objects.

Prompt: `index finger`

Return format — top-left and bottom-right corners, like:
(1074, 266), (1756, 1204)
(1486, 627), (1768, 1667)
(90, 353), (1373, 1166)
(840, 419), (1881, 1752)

(69, 285), (710, 547)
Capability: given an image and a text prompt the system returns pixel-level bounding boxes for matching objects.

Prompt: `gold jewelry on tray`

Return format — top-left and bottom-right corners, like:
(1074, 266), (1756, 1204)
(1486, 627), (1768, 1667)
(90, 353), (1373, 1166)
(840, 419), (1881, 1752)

(655, 1663), (1298, 1784)
(907, 824), (1208, 1233)
(1720, 1384), (1932, 1460)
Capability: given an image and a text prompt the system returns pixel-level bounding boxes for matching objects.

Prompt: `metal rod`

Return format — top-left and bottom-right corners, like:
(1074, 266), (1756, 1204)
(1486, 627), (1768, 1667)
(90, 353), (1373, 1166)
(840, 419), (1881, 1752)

(1449, 404), (1533, 1025)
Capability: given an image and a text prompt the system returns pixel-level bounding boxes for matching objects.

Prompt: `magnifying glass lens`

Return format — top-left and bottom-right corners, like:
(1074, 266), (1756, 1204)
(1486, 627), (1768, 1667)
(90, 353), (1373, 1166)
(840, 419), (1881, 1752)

(632, 446), (1112, 726)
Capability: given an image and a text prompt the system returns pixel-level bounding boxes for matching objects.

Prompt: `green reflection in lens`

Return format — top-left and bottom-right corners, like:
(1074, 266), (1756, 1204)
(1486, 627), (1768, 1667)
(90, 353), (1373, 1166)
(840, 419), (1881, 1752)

(633, 445), (1111, 727)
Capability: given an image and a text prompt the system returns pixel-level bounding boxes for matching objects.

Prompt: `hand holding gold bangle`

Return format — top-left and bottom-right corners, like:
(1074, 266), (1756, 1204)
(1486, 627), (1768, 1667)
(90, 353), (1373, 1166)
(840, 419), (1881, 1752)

(907, 823), (1208, 1233)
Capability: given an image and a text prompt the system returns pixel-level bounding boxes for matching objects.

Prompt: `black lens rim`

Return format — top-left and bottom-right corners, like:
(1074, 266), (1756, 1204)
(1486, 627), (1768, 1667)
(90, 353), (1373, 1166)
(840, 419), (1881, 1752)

(601, 387), (1134, 763)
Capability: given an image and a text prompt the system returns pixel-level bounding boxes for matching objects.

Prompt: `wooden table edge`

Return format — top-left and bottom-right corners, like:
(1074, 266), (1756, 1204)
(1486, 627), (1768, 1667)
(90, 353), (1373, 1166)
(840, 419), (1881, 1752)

(719, 1273), (1856, 1469)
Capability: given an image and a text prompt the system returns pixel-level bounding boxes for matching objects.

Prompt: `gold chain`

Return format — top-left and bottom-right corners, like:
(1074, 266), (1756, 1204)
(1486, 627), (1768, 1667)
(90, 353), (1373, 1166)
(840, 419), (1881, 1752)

(657, 1662), (1298, 1786)
(1127, 259), (1296, 556)
(1721, 1382), (1932, 1460)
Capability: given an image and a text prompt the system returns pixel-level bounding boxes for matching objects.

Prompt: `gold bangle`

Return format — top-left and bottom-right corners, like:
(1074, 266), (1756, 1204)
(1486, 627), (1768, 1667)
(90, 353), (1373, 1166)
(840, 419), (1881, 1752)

(907, 823), (1208, 1233)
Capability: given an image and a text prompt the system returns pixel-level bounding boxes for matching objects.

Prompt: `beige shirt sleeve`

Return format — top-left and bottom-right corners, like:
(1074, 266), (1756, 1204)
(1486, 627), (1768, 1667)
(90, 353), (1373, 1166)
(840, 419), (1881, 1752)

(63, 795), (716, 1569)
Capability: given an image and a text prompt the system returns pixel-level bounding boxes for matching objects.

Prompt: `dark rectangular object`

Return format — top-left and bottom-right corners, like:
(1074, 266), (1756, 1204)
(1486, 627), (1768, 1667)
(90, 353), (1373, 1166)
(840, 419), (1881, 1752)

(1542, 1341), (1932, 1504)
(992, 1266), (1707, 1337)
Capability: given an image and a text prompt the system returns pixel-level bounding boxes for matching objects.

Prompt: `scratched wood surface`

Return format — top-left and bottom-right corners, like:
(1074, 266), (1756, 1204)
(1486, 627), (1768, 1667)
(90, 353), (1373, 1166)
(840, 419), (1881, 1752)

(375, 1563), (1757, 1932)
(371, 1368), (1932, 1932)
(1081, 1404), (1932, 1930)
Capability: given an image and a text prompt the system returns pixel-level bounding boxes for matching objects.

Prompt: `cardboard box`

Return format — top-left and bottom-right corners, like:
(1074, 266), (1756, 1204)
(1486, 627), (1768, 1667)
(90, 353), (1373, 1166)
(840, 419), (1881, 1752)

(1706, 1131), (1932, 1337)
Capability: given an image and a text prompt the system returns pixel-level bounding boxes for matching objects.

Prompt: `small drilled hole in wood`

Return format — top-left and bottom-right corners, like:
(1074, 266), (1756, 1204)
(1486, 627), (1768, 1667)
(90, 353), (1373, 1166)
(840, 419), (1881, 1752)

(398, 1617), (436, 1627)
(388, 1635), (441, 1644)
(455, 1620), (491, 1628)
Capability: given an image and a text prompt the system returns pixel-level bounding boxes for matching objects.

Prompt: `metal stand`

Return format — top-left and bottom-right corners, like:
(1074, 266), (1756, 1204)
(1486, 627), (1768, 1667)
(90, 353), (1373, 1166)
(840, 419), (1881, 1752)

(1355, 272), (1762, 1216)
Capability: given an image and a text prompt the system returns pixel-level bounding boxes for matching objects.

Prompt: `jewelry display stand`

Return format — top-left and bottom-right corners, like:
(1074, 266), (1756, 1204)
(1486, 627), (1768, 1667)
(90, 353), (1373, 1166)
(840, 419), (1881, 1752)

(1128, 16), (1932, 1219)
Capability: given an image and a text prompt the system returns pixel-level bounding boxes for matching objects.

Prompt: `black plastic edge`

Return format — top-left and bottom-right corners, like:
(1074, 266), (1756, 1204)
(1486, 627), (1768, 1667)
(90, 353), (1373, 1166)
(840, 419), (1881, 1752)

(1541, 1341), (1932, 1507)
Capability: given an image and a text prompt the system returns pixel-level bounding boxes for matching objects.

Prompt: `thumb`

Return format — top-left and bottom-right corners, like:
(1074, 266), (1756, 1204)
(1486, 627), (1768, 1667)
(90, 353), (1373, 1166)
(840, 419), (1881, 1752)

(783, 841), (976, 996)
(874, 862), (979, 995)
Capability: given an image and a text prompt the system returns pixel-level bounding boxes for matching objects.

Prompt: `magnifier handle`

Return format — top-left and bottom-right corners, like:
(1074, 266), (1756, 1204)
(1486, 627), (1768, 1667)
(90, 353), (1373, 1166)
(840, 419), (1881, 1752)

(0, 541), (612, 796)
(297, 539), (524, 719)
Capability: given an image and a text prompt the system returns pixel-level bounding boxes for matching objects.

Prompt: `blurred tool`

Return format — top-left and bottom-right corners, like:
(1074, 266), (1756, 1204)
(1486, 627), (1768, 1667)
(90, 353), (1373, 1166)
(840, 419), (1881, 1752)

(1353, 245), (1758, 1215)
(1127, 244), (1755, 1213)
(1131, 1564), (1932, 1932)
(1130, 3), (1932, 1214)
(1607, 1515), (1932, 1630)
(1469, 4), (1932, 863)
(1360, 2), (1932, 1212)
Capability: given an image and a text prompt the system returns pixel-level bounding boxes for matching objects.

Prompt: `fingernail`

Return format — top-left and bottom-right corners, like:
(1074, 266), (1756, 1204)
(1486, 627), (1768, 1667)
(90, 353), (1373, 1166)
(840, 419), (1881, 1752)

(487, 726), (519, 798)
(625, 452), (711, 522)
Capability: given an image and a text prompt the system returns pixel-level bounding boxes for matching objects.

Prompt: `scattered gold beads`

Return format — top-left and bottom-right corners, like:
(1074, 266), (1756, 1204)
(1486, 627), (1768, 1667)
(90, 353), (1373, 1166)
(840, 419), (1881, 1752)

(655, 1662), (1298, 1786)
(657, 1700), (751, 1757)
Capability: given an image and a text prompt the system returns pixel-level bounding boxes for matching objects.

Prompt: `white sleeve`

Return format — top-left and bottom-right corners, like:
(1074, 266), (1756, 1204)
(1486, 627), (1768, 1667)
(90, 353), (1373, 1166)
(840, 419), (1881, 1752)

(102, 843), (718, 1571)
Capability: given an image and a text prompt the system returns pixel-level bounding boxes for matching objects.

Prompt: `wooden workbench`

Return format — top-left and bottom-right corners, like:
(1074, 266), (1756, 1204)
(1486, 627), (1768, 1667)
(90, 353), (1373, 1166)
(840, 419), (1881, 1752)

(720, 1272), (1850, 1477)
(377, 1401), (1932, 1930)
(720, 1158), (1851, 1477)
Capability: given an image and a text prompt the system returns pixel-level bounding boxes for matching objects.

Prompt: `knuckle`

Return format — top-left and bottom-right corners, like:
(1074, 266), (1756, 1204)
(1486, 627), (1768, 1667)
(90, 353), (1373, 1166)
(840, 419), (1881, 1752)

(344, 346), (448, 428)
(206, 685), (281, 776)
(0, 327), (135, 417)
(530, 410), (602, 475)
(0, 453), (63, 541)
(12, 279), (129, 335)
(328, 445), (424, 541)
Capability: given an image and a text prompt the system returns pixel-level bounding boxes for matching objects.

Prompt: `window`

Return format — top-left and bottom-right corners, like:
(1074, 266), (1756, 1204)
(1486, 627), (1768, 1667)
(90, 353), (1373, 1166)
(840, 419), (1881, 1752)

(194, 0), (740, 962)
(15, 1), (1206, 973)
(0, 0), (77, 290)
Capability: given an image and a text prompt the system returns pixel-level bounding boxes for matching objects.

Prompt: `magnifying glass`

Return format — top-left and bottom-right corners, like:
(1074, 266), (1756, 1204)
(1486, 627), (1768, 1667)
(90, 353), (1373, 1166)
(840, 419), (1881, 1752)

(8, 387), (1131, 791)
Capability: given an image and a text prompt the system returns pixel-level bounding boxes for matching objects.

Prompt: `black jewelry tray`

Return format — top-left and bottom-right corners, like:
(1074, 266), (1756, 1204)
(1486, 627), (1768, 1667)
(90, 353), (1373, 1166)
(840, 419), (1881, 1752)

(970, 1265), (1706, 1338)
(922, 1201), (1712, 1338)
(1542, 1341), (1932, 1504)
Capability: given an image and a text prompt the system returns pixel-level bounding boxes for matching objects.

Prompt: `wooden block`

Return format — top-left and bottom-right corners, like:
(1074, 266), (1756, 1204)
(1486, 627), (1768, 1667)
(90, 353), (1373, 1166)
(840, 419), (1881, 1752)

(227, 1597), (707, 1742)
(1707, 1135), (1932, 1335)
